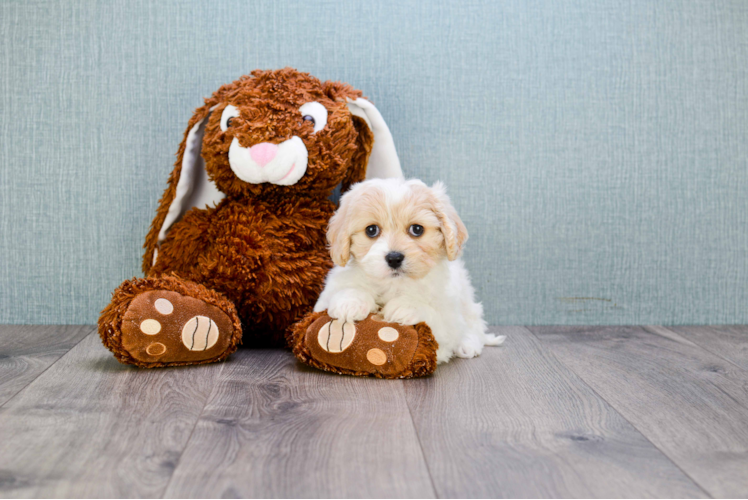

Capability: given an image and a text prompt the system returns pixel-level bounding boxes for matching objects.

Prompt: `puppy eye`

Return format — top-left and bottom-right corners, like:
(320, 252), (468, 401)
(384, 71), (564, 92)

(408, 224), (424, 237)
(220, 104), (240, 132)
(365, 225), (380, 238)
(298, 101), (328, 133)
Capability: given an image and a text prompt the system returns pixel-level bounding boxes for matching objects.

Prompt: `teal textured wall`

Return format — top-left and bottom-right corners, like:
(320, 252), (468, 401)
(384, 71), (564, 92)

(1, 0), (747, 325)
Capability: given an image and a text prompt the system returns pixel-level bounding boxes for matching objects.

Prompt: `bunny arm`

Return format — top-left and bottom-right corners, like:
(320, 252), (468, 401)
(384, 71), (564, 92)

(149, 196), (335, 341)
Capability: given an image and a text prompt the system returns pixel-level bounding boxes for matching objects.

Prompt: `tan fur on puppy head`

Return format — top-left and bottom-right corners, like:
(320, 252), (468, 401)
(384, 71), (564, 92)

(327, 179), (468, 279)
(427, 181), (468, 261)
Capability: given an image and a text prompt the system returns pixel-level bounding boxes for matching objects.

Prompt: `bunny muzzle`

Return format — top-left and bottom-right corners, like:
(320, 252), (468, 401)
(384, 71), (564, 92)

(228, 136), (309, 186)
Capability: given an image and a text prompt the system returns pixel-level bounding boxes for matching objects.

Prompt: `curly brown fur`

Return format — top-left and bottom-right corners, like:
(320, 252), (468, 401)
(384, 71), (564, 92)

(151, 196), (335, 346)
(408, 322), (439, 377)
(99, 276), (242, 368)
(142, 68), (371, 275)
(99, 68), (378, 367)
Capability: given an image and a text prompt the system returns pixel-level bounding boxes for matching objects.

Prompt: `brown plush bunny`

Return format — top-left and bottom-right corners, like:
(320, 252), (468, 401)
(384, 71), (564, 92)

(99, 68), (403, 368)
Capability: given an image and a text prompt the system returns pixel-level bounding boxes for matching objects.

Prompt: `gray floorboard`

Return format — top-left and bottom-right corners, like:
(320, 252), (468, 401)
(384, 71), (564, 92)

(164, 348), (435, 499)
(1, 325), (747, 498)
(0, 325), (92, 407)
(0, 333), (223, 498)
(404, 326), (706, 498)
(657, 325), (748, 371)
(530, 325), (748, 498)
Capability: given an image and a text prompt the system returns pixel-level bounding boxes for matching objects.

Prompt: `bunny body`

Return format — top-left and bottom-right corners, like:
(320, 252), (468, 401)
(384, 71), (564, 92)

(150, 195), (335, 346)
(99, 69), (403, 367)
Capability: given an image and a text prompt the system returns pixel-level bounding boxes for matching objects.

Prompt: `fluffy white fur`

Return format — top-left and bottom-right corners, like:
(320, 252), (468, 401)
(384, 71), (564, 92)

(314, 178), (505, 363)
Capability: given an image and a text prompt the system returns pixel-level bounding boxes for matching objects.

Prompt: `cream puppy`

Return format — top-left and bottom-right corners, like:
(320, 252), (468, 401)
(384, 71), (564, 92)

(314, 178), (505, 363)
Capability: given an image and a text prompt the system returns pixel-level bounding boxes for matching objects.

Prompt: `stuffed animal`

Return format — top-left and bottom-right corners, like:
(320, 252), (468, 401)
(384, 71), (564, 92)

(289, 312), (438, 379)
(98, 68), (405, 368)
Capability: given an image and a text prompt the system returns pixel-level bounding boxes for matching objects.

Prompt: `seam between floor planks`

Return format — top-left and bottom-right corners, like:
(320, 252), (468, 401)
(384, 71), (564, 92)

(0, 325), (94, 409)
(0, 331), (89, 409)
(519, 325), (711, 499)
(0, 332), (230, 498)
(646, 326), (748, 373)
(3, 325), (744, 497)
(522, 326), (713, 499)
(161, 349), (436, 498)
(403, 325), (708, 498)
(529, 324), (748, 498)
(131, 334), (229, 499)
(158, 361), (227, 499)
(403, 383), (439, 498)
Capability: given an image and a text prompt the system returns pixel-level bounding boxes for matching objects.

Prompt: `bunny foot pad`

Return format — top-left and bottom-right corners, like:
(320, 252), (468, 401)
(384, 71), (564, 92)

(290, 312), (438, 379)
(99, 277), (242, 368)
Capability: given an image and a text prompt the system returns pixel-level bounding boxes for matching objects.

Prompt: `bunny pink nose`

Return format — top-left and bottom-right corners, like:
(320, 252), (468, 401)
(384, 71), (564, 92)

(249, 143), (278, 166)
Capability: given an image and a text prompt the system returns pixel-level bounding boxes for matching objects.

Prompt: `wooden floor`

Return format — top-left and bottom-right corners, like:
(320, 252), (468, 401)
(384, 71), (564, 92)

(0, 325), (747, 498)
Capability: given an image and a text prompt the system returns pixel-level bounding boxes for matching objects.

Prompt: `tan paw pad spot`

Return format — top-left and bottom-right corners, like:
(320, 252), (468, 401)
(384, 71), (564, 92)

(146, 342), (166, 356)
(371, 314), (386, 322)
(377, 327), (399, 342)
(366, 348), (387, 366)
(154, 298), (174, 315)
(140, 319), (161, 335)
(181, 316), (219, 351)
(317, 320), (356, 353)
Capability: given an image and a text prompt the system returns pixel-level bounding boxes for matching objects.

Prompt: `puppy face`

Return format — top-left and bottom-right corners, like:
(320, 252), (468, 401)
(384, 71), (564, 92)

(328, 179), (468, 280)
(199, 69), (367, 198)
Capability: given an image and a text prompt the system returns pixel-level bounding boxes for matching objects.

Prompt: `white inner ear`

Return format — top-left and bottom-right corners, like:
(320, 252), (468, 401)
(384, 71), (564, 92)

(345, 98), (403, 180)
(299, 101), (328, 132)
(157, 114), (225, 246)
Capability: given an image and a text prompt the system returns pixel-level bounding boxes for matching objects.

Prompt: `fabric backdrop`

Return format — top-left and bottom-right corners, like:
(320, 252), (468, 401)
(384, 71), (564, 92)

(1, 0), (746, 325)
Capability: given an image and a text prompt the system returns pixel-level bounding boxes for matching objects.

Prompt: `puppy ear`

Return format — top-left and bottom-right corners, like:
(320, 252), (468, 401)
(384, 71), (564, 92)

(346, 98), (404, 181)
(430, 182), (468, 261)
(326, 192), (352, 267)
(142, 98), (225, 274)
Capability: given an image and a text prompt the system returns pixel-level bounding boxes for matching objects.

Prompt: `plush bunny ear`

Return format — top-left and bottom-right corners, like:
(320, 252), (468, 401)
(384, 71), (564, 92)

(141, 103), (225, 274)
(346, 98), (404, 180)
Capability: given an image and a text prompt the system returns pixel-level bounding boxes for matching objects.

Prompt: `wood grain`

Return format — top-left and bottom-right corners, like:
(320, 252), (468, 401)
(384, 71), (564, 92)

(0, 332), (222, 498)
(0, 325), (91, 407)
(164, 348), (435, 499)
(531, 325), (748, 498)
(4, 325), (747, 498)
(655, 325), (748, 370)
(404, 326), (705, 498)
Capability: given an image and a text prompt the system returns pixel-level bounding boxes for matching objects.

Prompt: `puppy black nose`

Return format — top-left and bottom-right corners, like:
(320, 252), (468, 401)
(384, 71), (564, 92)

(385, 251), (405, 269)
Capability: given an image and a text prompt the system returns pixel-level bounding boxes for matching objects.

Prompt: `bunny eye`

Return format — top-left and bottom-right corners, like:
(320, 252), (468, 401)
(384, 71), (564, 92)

(298, 102), (327, 133)
(220, 104), (240, 132)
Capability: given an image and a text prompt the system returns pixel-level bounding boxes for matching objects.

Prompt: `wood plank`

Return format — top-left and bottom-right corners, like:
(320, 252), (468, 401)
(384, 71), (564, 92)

(655, 325), (748, 371)
(0, 333), (223, 498)
(164, 348), (435, 499)
(404, 326), (705, 498)
(0, 325), (92, 407)
(530, 325), (748, 498)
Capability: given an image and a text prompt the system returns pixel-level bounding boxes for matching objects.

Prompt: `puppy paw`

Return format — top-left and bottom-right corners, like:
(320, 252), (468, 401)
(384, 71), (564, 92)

(328, 298), (372, 323)
(485, 333), (507, 346)
(436, 345), (454, 364)
(381, 300), (423, 326)
(455, 337), (484, 358)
